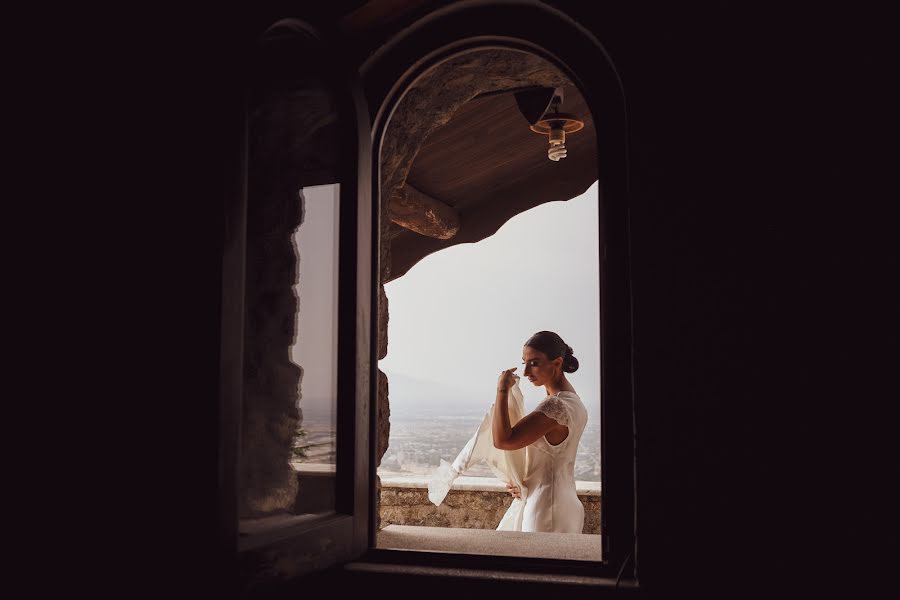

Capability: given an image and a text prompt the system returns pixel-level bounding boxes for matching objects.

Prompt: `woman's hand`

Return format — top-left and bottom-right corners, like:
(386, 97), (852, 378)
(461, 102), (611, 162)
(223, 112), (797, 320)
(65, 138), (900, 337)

(497, 367), (517, 393)
(506, 483), (521, 498)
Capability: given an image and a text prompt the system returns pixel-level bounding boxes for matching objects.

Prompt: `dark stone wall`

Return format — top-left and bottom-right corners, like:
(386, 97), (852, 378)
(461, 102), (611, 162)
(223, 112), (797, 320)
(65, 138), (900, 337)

(550, 1), (895, 594)
(111, 3), (894, 598)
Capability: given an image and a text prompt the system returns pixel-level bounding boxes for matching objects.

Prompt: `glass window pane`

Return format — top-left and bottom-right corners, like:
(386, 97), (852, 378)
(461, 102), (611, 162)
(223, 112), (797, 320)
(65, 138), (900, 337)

(289, 184), (339, 513)
(239, 52), (342, 531)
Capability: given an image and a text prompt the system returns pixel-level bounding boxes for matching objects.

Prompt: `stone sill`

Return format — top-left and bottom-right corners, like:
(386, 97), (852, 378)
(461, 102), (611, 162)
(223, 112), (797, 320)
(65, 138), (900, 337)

(377, 524), (602, 561)
(291, 461), (336, 473)
(289, 463), (601, 534)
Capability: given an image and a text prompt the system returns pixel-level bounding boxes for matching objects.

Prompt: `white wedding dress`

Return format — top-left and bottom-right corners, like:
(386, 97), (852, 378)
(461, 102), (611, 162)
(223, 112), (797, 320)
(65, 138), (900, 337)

(428, 377), (589, 533)
(519, 389), (588, 533)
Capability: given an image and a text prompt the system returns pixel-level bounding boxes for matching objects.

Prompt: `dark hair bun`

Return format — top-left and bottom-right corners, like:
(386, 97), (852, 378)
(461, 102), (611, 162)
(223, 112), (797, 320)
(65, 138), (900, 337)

(562, 345), (579, 373)
(525, 331), (578, 373)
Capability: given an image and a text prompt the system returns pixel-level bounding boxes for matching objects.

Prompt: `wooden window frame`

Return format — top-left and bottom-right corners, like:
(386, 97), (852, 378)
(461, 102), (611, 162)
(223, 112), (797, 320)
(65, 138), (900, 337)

(358, 1), (636, 583)
(221, 2), (635, 588)
(220, 18), (374, 573)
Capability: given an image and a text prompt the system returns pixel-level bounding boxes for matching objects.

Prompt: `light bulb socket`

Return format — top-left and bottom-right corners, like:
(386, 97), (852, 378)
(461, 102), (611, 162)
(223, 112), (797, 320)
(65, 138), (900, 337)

(549, 125), (565, 145)
(530, 113), (585, 136)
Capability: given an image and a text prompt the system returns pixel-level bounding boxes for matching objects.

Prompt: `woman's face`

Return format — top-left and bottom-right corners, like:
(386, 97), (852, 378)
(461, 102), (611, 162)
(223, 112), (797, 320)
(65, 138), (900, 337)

(522, 345), (563, 387)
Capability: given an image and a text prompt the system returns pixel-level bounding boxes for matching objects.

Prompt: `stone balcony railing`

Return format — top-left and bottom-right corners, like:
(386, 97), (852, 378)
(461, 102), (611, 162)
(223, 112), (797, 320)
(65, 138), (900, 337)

(278, 464), (602, 561)
(378, 474), (601, 534)
(290, 464), (601, 535)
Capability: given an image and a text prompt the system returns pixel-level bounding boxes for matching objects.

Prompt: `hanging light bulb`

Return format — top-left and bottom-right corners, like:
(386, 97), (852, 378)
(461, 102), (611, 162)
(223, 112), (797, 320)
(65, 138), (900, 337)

(547, 122), (567, 161)
(530, 93), (584, 162)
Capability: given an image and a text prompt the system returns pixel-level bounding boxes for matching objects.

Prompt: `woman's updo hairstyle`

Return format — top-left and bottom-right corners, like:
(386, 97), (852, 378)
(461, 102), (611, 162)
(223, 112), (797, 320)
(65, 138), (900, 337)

(525, 331), (579, 373)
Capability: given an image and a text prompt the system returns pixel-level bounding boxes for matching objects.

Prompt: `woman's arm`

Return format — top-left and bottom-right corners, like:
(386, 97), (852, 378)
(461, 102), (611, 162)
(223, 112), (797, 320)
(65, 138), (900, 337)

(492, 368), (565, 450)
(494, 409), (563, 450)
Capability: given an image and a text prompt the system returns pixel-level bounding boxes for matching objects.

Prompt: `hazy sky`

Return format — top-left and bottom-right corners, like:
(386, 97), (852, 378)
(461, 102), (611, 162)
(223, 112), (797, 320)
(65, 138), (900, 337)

(380, 182), (601, 417)
(292, 184), (340, 419)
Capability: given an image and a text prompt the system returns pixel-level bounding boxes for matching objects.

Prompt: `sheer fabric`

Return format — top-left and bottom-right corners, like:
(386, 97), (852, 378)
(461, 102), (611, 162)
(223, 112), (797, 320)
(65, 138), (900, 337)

(428, 377), (529, 530)
(428, 377), (589, 533)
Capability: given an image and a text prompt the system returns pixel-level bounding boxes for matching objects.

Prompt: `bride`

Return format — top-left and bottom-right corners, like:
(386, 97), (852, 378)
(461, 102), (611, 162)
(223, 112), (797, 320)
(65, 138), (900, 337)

(494, 330), (588, 533)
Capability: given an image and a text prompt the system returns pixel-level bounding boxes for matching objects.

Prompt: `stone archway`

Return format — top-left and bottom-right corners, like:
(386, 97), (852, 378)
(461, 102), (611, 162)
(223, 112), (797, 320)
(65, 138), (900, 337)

(375, 49), (594, 484)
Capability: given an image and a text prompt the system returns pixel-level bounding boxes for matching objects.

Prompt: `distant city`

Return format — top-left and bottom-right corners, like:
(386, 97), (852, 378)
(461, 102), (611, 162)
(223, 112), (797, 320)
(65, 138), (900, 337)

(294, 402), (601, 482)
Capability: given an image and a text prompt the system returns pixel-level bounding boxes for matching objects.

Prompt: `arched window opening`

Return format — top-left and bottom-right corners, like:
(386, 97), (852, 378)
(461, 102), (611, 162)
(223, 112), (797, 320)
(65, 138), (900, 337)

(371, 47), (603, 561)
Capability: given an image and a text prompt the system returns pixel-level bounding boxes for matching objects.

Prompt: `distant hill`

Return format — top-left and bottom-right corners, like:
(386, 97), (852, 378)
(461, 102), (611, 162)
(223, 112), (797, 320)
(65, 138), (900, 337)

(297, 370), (599, 421)
(381, 370), (492, 414)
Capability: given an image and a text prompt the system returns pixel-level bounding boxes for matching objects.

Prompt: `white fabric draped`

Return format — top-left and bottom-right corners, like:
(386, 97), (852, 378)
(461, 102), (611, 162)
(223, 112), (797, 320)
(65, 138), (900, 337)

(427, 376), (529, 531)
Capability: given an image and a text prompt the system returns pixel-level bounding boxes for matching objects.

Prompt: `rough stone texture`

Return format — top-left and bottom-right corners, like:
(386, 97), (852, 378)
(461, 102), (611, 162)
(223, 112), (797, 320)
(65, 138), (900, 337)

(379, 486), (601, 534)
(380, 181), (393, 282)
(239, 181), (304, 517)
(374, 475), (382, 531)
(239, 79), (337, 518)
(249, 84), (338, 193)
(381, 487), (512, 530)
(381, 49), (568, 229)
(377, 284), (388, 360)
(375, 284), (388, 532)
(376, 368), (390, 468)
(239, 514), (353, 591)
(584, 493), (601, 535)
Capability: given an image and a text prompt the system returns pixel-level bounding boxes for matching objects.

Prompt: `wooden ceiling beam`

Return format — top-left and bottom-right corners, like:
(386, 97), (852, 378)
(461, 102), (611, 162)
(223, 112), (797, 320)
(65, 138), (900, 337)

(388, 184), (459, 239)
